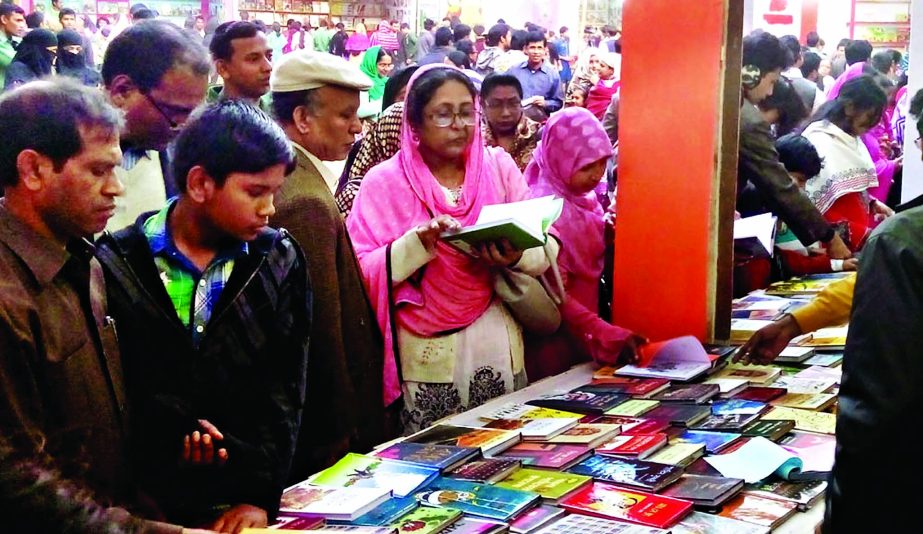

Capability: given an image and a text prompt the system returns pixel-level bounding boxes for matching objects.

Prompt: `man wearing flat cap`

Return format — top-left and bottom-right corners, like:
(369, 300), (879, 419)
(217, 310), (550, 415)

(270, 50), (388, 482)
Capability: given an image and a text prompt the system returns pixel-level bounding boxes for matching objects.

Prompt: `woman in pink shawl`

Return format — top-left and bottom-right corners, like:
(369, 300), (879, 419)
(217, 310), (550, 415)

(346, 22), (371, 57)
(523, 108), (643, 380)
(829, 62), (902, 204)
(585, 52), (620, 120)
(347, 65), (556, 433)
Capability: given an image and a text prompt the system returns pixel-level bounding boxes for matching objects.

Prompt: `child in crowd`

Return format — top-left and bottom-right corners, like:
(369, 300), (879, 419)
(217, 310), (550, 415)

(775, 134), (859, 275)
(566, 85), (588, 108)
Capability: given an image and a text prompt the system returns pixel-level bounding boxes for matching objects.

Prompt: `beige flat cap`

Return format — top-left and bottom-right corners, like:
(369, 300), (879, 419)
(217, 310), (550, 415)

(271, 50), (373, 93)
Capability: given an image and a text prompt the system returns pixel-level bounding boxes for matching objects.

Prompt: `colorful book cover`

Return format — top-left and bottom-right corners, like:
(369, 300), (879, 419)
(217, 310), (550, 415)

(672, 430), (742, 454)
(311, 454), (441, 498)
(671, 511), (771, 534)
(741, 419), (796, 441)
(643, 404), (711, 426)
(764, 406), (836, 434)
(771, 375), (837, 394)
(567, 454), (683, 492)
(732, 386), (787, 403)
(595, 433), (668, 459)
(330, 496), (418, 526)
(646, 442), (706, 467)
(484, 417), (578, 440)
(770, 392), (837, 411)
(545, 423), (621, 448)
(582, 415), (669, 435)
(716, 364), (781, 385)
(374, 443), (481, 472)
(717, 494), (798, 529)
(689, 413), (761, 433)
(279, 482), (392, 521)
(778, 430), (836, 471)
(447, 458), (521, 483)
(495, 468), (592, 502)
(499, 443), (593, 470)
(559, 482), (694, 529)
(509, 504), (566, 534)
(660, 474), (744, 508)
(390, 506), (463, 534)
(412, 477), (541, 521)
(480, 403), (583, 421)
(581, 378), (671, 397)
(650, 384), (720, 404)
(440, 516), (508, 534)
(743, 479), (828, 510)
(604, 399), (660, 417)
(711, 399), (767, 416)
(405, 425), (521, 455)
(527, 390), (630, 414)
(270, 516), (325, 530)
(534, 513), (666, 533)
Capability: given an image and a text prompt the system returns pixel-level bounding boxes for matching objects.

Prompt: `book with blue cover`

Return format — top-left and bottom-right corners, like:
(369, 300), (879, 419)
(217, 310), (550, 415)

(412, 477), (541, 521)
(711, 399), (768, 416)
(328, 496), (419, 526)
(566, 454), (683, 493)
(311, 453), (441, 498)
(374, 442), (481, 472)
(673, 430), (743, 454)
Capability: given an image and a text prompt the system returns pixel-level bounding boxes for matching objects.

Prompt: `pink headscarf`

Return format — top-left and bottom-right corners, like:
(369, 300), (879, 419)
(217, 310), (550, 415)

(827, 62), (866, 100)
(524, 107), (613, 297)
(347, 64), (526, 405)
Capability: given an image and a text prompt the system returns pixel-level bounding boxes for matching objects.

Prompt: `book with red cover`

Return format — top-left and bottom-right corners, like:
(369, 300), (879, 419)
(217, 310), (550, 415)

(595, 434), (669, 459)
(733, 387), (787, 403)
(498, 443), (593, 470)
(582, 378), (672, 398)
(718, 494), (798, 529)
(567, 455), (683, 492)
(579, 415), (670, 435)
(644, 404), (711, 427)
(660, 474), (744, 509)
(650, 384), (721, 404)
(559, 482), (693, 529)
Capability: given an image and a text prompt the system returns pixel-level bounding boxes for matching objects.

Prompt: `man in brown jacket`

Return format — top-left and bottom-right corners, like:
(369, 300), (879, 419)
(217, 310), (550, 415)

(0, 79), (208, 533)
(270, 50), (387, 481)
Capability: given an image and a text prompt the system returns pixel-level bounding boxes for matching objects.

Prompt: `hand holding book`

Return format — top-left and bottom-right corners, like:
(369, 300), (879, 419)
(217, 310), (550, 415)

(474, 238), (523, 268)
(416, 215), (462, 252)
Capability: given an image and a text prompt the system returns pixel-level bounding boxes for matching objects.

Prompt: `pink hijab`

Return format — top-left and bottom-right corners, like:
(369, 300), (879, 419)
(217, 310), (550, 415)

(524, 107), (613, 295)
(347, 64), (526, 405)
(827, 62), (866, 100)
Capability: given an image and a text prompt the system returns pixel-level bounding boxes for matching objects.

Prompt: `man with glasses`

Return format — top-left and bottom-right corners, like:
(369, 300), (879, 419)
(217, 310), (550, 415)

(270, 51), (387, 482)
(481, 73), (541, 171)
(101, 20), (209, 232)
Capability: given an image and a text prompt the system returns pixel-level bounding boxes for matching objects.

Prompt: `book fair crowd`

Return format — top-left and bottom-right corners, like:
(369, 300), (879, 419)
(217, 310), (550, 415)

(0, 1), (920, 532)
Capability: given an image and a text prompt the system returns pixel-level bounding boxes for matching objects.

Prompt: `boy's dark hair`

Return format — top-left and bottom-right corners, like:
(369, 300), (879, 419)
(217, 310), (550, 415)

(455, 39), (474, 57)
(481, 73), (523, 100)
(560, 26), (568, 34)
(524, 30), (546, 47)
(776, 133), (823, 178)
(0, 78), (123, 187)
(400, 22), (409, 30)
(871, 49), (896, 75)
(837, 38), (851, 49)
(129, 3), (149, 17)
(510, 29), (529, 51)
(103, 20), (210, 92)
(58, 7), (76, 22)
(742, 31), (787, 76)
(845, 40), (873, 65)
(801, 51), (821, 78)
(24, 11), (43, 29)
(473, 24), (485, 36)
(132, 9), (155, 20)
(210, 21), (261, 61)
(447, 50), (471, 70)
(0, 4), (25, 19)
(434, 27), (452, 47)
(173, 101), (295, 191)
(779, 34), (801, 69)
(423, 18), (435, 31)
(406, 67), (476, 129)
(807, 75), (887, 132)
(486, 23), (508, 46)
(759, 77), (808, 137)
(453, 23), (471, 43)
(806, 31), (820, 48)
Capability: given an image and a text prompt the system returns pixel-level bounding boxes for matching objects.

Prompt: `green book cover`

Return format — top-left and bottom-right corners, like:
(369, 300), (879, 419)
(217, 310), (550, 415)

(390, 506), (463, 534)
(440, 195), (563, 254)
(605, 399), (660, 416)
(310, 453), (440, 498)
(494, 468), (591, 501)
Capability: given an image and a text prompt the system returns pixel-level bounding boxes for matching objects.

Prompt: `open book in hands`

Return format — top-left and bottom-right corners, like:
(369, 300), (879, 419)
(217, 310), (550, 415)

(440, 195), (564, 256)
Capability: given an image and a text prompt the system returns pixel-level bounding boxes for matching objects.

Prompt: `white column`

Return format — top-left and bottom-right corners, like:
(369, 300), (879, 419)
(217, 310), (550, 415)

(903, 0), (923, 202)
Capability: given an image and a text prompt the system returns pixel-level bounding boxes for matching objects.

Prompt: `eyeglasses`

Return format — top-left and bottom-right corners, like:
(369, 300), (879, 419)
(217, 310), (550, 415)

(428, 109), (478, 128)
(141, 91), (181, 131)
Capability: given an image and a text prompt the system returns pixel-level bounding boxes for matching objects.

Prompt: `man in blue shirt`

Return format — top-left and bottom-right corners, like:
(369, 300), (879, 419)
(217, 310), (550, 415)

(508, 31), (564, 120)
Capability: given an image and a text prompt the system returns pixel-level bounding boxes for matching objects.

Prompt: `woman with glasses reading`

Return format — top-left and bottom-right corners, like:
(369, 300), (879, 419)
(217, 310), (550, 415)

(347, 65), (557, 433)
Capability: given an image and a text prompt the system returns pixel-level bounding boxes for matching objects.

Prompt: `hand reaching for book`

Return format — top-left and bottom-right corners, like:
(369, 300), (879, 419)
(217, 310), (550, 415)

(735, 314), (803, 365)
(181, 419), (228, 467)
(415, 215), (461, 252)
(586, 323), (646, 366)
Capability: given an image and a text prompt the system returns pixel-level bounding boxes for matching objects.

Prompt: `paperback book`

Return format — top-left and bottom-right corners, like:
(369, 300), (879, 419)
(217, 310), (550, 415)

(447, 458), (522, 484)
(310, 454), (440, 498)
(544, 423), (621, 448)
(495, 468), (592, 504)
(440, 517), (508, 534)
(535, 514), (667, 533)
(484, 417), (578, 441)
(527, 391), (630, 414)
(645, 442), (706, 467)
(710, 399), (767, 416)
(412, 477), (541, 522)
(580, 415), (669, 435)
(689, 413), (762, 433)
(732, 386), (787, 403)
(650, 384), (720, 404)
(770, 392), (837, 411)
(604, 399), (660, 417)
(671, 430), (743, 454)
(498, 443), (593, 470)
(715, 364), (782, 385)
(741, 419), (796, 441)
(643, 404), (711, 427)
(508, 504), (566, 534)
(717, 494), (798, 529)
(595, 433), (669, 459)
(763, 406), (836, 434)
(660, 474), (745, 509)
(559, 482), (694, 529)
(670, 511), (771, 534)
(616, 336), (714, 382)
(584, 374), (672, 397)
(440, 195), (563, 254)
(480, 403), (583, 421)
(567, 454), (683, 492)
(405, 425), (521, 456)
(374, 443), (481, 473)
(329, 496), (419, 527)
(279, 482), (393, 521)
(390, 506), (463, 534)
(743, 479), (828, 511)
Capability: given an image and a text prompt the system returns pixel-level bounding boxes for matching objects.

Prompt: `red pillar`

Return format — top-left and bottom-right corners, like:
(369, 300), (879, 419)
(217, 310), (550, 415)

(612, 0), (741, 343)
(801, 0), (820, 42)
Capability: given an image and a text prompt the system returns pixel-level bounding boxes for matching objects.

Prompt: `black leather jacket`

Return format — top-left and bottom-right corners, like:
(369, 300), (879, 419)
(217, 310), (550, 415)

(96, 214), (311, 526)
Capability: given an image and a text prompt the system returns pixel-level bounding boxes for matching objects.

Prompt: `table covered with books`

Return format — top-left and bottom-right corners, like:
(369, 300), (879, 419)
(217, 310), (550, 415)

(264, 274), (845, 534)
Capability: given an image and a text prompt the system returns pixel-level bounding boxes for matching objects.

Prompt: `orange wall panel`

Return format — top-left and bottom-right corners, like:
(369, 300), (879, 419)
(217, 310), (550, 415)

(613, 0), (732, 342)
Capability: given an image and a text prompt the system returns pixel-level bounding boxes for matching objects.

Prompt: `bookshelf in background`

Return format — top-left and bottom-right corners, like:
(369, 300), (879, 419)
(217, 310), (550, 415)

(849, 0), (911, 50)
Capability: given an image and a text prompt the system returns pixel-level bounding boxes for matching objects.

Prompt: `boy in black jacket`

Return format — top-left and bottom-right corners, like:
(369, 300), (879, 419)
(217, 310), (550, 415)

(96, 101), (311, 532)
